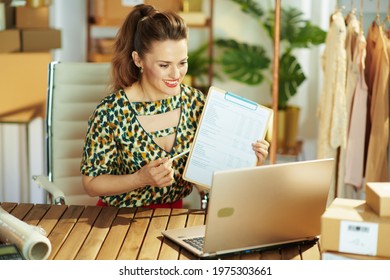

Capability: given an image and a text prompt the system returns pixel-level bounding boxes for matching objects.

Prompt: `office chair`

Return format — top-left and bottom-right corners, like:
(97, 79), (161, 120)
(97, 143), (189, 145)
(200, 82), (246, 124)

(33, 61), (111, 205)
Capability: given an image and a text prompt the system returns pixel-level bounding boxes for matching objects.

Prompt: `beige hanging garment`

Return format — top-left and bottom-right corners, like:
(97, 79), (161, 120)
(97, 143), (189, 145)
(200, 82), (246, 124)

(317, 11), (347, 204)
(344, 31), (368, 192)
(365, 25), (390, 183)
(337, 12), (360, 198)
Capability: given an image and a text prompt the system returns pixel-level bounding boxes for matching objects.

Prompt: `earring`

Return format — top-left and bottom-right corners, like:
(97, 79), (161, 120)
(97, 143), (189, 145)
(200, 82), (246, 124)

(139, 67), (143, 74)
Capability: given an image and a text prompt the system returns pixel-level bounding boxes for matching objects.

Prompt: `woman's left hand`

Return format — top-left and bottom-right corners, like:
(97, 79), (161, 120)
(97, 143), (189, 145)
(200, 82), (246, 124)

(252, 139), (270, 166)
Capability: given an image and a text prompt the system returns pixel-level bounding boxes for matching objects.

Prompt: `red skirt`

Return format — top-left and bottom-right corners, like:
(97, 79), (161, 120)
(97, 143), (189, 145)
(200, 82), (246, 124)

(96, 198), (183, 209)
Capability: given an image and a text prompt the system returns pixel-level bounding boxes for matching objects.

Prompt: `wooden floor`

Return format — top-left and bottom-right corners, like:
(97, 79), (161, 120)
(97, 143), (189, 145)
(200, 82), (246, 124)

(0, 202), (321, 260)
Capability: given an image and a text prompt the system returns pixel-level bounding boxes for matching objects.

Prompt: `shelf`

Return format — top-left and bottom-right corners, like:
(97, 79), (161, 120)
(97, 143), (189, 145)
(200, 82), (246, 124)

(87, 0), (214, 86)
(179, 12), (208, 26)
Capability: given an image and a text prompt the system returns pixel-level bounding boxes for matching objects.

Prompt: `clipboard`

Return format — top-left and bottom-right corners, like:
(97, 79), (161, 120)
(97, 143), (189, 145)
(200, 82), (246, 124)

(183, 86), (273, 190)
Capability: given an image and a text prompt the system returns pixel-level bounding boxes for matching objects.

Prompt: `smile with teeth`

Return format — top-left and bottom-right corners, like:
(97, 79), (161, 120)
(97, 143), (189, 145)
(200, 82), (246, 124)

(164, 79), (179, 88)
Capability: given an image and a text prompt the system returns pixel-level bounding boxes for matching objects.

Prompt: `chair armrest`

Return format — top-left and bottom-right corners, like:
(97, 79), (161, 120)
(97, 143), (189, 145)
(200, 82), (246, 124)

(32, 175), (66, 205)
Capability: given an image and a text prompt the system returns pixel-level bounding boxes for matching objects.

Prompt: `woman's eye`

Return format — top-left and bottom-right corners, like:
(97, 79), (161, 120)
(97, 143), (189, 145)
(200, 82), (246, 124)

(159, 64), (169, 68)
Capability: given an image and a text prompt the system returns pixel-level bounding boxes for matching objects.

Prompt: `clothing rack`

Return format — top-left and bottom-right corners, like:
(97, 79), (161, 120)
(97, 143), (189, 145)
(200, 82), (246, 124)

(326, 0), (390, 200)
(270, 0), (281, 164)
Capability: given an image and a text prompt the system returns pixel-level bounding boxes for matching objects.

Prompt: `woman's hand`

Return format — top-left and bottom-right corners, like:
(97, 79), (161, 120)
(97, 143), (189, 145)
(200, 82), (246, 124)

(136, 158), (174, 188)
(252, 139), (270, 166)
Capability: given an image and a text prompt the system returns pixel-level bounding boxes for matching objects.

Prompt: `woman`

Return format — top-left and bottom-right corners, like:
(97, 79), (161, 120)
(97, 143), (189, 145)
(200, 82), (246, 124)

(80, 4), (269, 208)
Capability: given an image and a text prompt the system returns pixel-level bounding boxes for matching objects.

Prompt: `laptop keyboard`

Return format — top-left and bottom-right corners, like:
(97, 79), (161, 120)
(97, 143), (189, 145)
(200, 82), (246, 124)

(183, 236), (204, 251)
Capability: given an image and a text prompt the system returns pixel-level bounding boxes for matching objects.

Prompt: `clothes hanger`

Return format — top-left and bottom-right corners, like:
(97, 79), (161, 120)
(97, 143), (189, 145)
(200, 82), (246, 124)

(333, 0), (345, 21)
(375, 0), (382, 26)
(359, 0), (364, 35)
(381, 0), (390, 35)
(350, 0), (356, 14)
(335, 0), (345, 13)
(346, 0), (357, 24)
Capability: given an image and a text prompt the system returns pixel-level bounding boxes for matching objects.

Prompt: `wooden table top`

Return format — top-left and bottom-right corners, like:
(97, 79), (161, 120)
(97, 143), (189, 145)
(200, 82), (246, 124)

(0, 202), (321, 260)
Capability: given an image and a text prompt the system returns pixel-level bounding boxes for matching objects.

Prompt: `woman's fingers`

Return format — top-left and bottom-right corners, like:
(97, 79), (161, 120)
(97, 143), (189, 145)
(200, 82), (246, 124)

(148, 158), (174, 187)
(253, 139), (270, 165)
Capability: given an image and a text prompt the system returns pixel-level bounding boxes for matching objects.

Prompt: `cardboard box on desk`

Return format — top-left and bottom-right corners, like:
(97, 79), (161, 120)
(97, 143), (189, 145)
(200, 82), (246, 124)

(321, 198), (390, 258)
(366, 182), (390, 217)
(0, 29), (20, 52)
(21, 29), (61, 52)
(322, 250), (390, 260)
(92, 0), (181, 25)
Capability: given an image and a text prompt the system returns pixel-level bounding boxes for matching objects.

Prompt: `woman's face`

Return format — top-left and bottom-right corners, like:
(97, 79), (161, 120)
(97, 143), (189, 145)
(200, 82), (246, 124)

(137, 39), (188, 99)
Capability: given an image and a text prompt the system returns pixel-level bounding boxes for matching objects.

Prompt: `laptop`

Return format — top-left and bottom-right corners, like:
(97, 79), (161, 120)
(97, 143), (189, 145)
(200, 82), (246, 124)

(161, 158), (334, 258)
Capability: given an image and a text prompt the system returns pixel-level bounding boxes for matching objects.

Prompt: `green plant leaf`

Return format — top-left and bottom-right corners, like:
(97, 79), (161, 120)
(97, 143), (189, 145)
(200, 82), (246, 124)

(229, 0), (264, 19)
(187, 43), (213, 85)
(214, 2), (327, 108)
(291, 22), (327, 49)
(263, 7), (326, 48)
(215, 39), (270, 85)
(278, 53), (306, 109)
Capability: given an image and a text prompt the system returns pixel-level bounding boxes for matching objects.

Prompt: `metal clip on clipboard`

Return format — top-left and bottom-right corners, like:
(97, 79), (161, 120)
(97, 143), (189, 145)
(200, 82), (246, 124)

(224, 92), (258, 111)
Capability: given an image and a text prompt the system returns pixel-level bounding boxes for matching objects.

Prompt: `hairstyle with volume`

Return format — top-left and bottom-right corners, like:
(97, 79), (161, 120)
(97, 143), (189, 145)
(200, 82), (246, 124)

(111, 4), (189, 91)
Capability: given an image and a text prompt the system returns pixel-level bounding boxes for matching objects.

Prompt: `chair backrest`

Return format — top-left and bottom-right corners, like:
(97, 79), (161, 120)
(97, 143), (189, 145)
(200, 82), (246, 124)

(46, 61), (111, 205)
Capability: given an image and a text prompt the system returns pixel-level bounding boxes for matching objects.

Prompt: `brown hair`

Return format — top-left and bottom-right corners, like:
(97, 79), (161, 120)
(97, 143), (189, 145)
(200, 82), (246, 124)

(110, 4), (189, 91)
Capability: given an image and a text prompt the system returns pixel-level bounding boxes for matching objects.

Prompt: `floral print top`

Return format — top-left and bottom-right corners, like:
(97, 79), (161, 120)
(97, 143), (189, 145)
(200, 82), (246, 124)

(80, 84), (205, 207)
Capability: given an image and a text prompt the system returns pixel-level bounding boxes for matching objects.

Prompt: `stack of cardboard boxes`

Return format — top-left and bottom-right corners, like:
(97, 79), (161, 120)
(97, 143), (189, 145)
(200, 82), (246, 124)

(0, 3), (61, 53)
(0, 1), (60, 121)
(88, 0), (183, 62)
(321, 183), (390, 260)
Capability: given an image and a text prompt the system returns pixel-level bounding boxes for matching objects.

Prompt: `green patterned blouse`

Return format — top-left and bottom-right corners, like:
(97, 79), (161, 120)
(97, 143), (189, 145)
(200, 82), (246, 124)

(80, 84), (205, 207)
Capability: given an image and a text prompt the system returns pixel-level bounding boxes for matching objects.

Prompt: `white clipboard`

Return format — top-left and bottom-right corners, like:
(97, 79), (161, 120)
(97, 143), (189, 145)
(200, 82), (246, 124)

(183, 86), (273, 190)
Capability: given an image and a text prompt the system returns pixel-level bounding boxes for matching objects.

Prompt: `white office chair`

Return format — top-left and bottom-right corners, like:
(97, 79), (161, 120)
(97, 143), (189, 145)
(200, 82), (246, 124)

(33, 61), (111, 205)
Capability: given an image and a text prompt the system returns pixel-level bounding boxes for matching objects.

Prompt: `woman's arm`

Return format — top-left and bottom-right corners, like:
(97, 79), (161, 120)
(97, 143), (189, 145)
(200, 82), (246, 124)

(82, 157), (174, 197)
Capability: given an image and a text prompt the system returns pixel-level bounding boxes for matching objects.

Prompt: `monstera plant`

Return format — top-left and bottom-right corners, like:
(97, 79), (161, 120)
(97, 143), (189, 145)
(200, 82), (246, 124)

(215, 0), (326, 110)
(214, 0), (326, 150)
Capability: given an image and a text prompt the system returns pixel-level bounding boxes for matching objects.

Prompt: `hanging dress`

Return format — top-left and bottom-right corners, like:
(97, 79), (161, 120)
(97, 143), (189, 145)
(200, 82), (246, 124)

(344, 31), (368, 195)
(365, 25), (390, 183)
(337, 13), (360, 198)
(317, 11), (347, 204)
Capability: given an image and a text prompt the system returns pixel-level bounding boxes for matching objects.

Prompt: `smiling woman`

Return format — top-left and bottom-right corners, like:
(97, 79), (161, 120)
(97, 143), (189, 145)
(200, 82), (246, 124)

(80, 4), (206, 208)
(79, 4), (270, 208)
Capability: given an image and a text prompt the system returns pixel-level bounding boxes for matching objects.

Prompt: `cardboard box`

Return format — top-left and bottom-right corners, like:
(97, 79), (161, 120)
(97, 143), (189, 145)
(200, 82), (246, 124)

(0, 29), (20, 52)
(366, 182), (390, 217)
(0, 52), (52, 120)
(16, 6), (48, 28)
(321, 198), (390, 258)
(21, 29), (61, 51)
(183, 0), (203, 12)
(179, 12), (207, 26)
(88, 52), (113, 63)
(147, 0), (182, 12)
(94, 38), (115, 54)
(322, 250), (390, 260)
(92, 0), (182, 25)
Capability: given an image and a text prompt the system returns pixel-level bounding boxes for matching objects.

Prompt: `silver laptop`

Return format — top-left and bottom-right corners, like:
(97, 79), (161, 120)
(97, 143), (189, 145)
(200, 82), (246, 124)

(162, 158), (334, 258)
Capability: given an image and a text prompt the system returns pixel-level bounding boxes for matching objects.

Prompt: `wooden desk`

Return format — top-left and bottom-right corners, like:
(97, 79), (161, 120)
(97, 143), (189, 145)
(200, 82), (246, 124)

(0, 202), (321, 260)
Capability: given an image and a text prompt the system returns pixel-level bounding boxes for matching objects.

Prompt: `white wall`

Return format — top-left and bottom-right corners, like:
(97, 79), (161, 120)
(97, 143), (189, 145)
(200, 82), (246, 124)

(50, 0), (87, 61)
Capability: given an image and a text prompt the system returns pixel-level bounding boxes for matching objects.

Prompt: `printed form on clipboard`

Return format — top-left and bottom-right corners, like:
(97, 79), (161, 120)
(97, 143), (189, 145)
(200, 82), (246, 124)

(183, 86), (273, 190)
